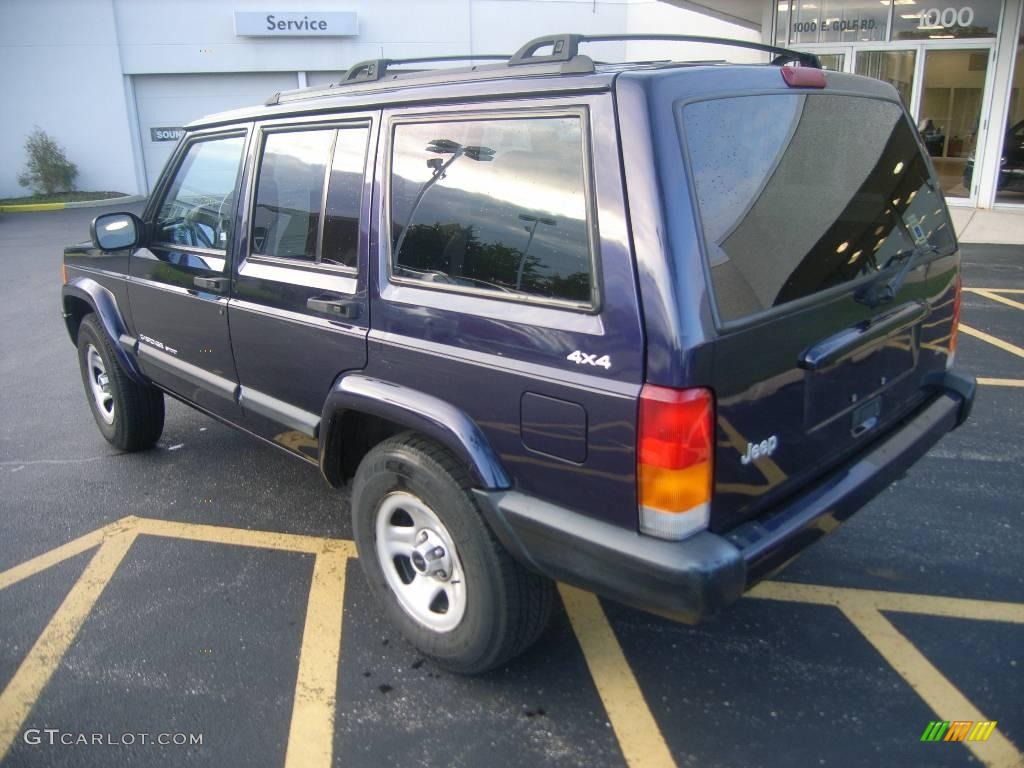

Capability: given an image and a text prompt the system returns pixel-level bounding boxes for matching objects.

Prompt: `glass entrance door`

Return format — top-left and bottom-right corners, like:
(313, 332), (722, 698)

(855, 49), (917, 107)
(920, 48), (993, 201)
(814, 47), (852, 72)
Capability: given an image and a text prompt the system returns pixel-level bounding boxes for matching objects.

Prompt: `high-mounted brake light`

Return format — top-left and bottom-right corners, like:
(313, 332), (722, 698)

(637, 385), (714, 540)
(781, 66), (826, 89)
(948, 273), (962, 368)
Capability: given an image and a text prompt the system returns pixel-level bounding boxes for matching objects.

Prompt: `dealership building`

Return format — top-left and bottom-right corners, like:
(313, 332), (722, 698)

(2, 0), (1022, 211)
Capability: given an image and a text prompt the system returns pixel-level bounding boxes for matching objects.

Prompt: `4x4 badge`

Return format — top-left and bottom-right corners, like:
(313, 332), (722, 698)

(741, 435), (779, 465)
(566, 350), (611, 370)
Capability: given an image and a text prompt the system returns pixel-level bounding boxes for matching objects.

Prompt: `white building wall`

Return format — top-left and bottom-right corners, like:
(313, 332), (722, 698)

(0, 0), (138, 198)
(0, 0), (756, 199)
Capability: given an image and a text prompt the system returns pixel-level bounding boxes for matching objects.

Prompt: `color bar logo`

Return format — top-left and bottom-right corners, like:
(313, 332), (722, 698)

(921, 721), (998, 742)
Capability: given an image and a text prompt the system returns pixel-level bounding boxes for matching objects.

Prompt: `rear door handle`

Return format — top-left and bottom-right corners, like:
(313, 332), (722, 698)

(307, 295), (360, 319)
(193, 276), (229, 292)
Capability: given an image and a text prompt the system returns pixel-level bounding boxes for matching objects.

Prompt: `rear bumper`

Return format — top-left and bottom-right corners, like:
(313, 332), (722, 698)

(474, 371), (975, 623)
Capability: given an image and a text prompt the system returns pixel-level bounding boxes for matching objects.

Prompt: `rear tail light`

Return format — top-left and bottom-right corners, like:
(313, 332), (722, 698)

(948, 273), (962, 369)
(637, 385), (714, 540)
(61, 263), (68, 285)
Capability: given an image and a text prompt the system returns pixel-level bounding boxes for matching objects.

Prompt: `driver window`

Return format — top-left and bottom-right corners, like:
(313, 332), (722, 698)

(154, 136), (245, 251)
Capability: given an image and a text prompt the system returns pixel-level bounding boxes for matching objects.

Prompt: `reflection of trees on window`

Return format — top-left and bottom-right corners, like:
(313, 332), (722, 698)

(390, 117), (592, 304)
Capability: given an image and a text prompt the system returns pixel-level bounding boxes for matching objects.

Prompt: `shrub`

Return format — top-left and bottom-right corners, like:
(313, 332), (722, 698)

(17, 127), (78, 195)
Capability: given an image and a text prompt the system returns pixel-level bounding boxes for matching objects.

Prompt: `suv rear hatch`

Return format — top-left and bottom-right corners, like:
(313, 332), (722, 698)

(674, 72), (960, 532)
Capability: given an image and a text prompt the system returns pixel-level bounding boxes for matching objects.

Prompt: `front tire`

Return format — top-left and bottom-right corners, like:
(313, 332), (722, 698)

(77, 314), (164, 451)
(351, 433), (554, 674)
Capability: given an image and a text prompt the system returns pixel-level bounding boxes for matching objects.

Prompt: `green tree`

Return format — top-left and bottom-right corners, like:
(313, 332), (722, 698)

(17, 127), (78, 195)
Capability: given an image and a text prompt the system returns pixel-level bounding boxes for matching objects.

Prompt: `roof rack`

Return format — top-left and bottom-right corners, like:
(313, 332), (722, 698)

(264, 33), (821, 105)
(509, 33), (821, 69)
(339, 54), (512, 84)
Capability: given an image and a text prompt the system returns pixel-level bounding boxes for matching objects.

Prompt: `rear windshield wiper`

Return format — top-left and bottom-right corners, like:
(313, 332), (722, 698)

(856, 243), (939, 307)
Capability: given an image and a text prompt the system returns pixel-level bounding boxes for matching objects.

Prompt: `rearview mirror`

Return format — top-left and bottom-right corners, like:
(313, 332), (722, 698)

(91, 212), (142, 251)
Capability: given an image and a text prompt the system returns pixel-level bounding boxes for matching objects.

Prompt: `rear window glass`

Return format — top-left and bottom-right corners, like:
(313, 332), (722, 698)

(390, 116), (593, 305)
(680, 94), (955, 324)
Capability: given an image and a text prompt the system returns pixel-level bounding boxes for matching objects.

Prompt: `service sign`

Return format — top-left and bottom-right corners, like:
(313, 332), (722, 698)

(234, 11), (358, 37)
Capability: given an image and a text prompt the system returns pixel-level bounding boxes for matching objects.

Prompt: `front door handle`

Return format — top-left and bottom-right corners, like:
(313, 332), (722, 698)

(307, 295), (360, 319)
(194, 276), (229, 292)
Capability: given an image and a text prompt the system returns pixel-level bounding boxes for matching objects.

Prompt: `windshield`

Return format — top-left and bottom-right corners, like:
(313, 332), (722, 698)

(680, 93), (956, 324)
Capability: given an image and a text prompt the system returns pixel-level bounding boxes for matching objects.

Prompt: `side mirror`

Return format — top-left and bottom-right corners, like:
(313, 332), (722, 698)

(91, 212), (142, 251)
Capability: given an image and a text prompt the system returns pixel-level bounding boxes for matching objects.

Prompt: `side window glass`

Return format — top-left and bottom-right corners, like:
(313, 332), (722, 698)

(251, 129), (334, 261)
(322, 127), (369, 269)
(155, 136), (245, 251)
(390, 116), (593, 304)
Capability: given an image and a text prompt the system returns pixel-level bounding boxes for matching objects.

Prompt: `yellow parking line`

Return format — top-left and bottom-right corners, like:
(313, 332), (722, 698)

(559, 584), (676, 768)
(749, 581), (1024, 624)
(0, 517), (135, 592)
(965, 289), (1024, 311)
(958, 324), (1024, 359)
(967, 288), (1024, 294)
(133, 516), (357, 557)
(978, 377), (1024, 388)
(842, 604), (1022, 768)
(284, 545), (350, 768)
(0, 530), (137, 762)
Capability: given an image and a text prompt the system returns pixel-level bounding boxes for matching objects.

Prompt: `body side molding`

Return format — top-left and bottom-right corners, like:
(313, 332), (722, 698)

(318, 374), (511, 489)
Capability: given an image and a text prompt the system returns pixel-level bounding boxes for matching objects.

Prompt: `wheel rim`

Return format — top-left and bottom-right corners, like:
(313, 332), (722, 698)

(86, 344), (115, 425)
(374, 491), (467, 633)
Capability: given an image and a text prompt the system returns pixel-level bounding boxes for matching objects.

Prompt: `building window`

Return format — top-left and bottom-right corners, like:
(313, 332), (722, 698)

(995, 32), (1024, 203)
(892, 0), (1002, 40)
(390, 116), (593, 305)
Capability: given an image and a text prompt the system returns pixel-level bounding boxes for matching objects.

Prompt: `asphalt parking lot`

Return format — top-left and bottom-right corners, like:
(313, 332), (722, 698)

(0, 205), (1022, 768)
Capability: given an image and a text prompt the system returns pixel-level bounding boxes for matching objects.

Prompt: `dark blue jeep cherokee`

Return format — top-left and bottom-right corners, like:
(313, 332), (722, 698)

(62, 34), (975, 673)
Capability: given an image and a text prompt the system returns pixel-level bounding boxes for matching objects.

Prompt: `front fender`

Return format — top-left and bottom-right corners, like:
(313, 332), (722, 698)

(62, 277), (146, 385)
(319, 374), (511, 490)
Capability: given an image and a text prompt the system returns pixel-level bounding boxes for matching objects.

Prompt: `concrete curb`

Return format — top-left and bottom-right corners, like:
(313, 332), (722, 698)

(0, 195), (146, 213)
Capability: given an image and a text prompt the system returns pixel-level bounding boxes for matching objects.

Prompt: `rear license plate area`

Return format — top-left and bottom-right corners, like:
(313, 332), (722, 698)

(804, 328), (917, 432)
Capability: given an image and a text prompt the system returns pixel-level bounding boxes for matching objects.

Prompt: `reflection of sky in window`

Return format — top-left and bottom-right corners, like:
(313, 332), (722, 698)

(683, 96), (801, 265)
(174, 137), (244, 200)
(265, 130), (334, 167)
(391, 118), (587, 222)
(390, 117), (591, 294)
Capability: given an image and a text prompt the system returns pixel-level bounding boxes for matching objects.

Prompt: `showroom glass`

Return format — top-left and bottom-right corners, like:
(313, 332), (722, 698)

(995, 36), (1024, 203)
(681, 94), (955, 323)
(390, 117), (592, 304)
(856, 50), (916, 107)
(154, 137), (245, 250)
(788, 0), (888, 45)
(921, 49), (990, 198)
(892, 0), (1001, 40)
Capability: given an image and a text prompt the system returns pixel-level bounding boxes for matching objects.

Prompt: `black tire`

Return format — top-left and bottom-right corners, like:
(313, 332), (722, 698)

(351, 433), (554, 674)
(77, 314), (165, 451)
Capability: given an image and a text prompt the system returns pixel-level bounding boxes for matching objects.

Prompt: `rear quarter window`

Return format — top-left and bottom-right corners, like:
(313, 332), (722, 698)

(389, 115), (594, 306)
(679, 93), (955, 324)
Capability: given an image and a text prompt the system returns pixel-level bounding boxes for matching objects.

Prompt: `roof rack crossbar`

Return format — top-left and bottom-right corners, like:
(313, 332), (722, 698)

(341, 54), (511, 84)
(509, 33), (821, 69)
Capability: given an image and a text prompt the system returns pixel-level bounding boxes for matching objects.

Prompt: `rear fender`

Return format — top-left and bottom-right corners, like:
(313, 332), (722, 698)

(318, 374), (511, 490)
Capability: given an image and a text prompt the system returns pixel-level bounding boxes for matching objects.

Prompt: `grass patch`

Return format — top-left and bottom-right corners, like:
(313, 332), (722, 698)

(0, 191), (129, 205)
